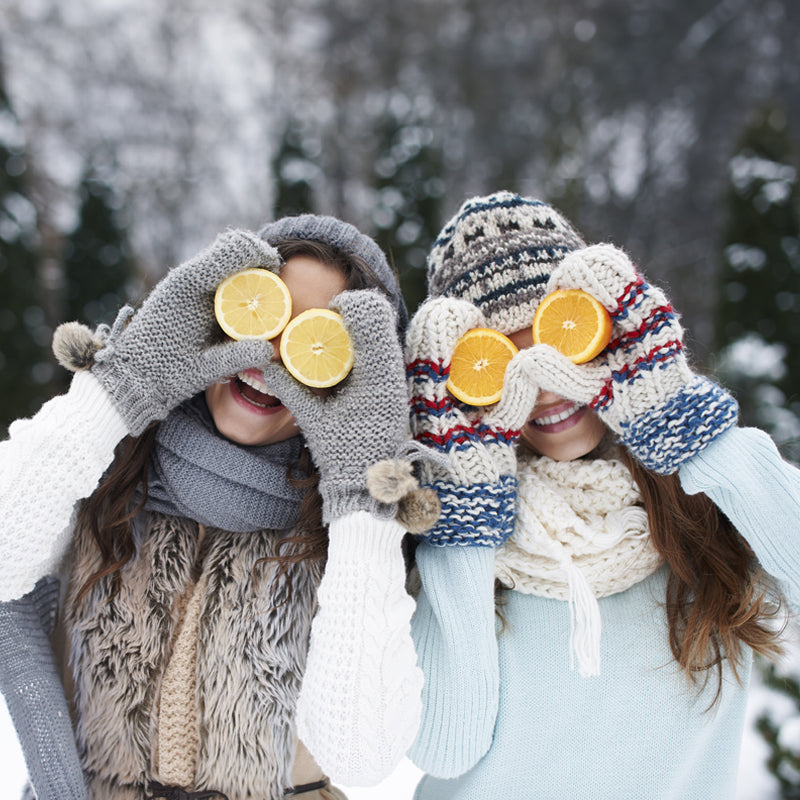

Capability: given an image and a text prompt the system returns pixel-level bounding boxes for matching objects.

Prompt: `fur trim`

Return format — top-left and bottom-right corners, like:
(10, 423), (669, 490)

(52, 321), (104, 371)
(397, 488), (441, 534)
(67, 513), (322, 800)
(366, 459), (418, 503)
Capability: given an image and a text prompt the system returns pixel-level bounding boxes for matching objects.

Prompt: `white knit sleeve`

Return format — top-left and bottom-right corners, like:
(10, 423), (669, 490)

(297, 511), (423, 786)
(0, 371), (129, 601)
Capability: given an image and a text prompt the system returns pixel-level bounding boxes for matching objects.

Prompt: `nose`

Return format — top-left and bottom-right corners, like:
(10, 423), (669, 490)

(270, 334), (283, 363)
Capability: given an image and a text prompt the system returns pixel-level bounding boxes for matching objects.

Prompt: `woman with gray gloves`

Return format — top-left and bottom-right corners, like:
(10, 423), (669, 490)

(0, 217), (423, 800)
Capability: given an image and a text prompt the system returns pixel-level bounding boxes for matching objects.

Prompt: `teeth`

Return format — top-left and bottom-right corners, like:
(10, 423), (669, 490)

(533, 404), (579, 426)
(237, 371), (269, 394)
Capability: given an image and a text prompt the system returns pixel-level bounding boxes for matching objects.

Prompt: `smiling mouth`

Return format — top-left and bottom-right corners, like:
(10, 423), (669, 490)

(233, 371), (283, 410)
(528, 401), (587, 433)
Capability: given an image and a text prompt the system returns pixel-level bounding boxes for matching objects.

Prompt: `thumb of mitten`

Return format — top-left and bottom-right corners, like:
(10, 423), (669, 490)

(484, 348), (541, 432)
(194, 339), (275, 388)
(522, 345), (609, 408)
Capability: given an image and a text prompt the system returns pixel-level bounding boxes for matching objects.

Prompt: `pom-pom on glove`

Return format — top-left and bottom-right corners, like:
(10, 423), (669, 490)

(261, 289), (411, 524)
(86, 230), (278, 435)
(523, 244), (738, 474)
(406, 297), (540, 547)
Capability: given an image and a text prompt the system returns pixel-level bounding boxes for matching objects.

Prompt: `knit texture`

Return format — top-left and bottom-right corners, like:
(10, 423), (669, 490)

(91, 229), (277, 435)
(0, 371), (128, 602)
(406, 297), (540, 547)
(426, 191), (585, 335)
(297, 512), (423, 785)
(0, 579), (88, 800)
(147, 393), (305, 532)
(261, 290), (410, 524)
(259, 213), (408, 336)
(523, 243), (739, 473)
(410, 427), (800, 798)
(495, 455), (662, 675)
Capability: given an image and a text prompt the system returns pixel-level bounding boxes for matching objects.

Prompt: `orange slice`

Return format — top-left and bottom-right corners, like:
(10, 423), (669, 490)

(446, 328), (519, 406)
(214, 268), (292, 340)
(279, 308), (354, 388)
(532, 289), (612, 364)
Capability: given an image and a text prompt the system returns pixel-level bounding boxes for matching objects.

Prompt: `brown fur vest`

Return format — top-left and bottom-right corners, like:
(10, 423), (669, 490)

(65, 511), (323, 800)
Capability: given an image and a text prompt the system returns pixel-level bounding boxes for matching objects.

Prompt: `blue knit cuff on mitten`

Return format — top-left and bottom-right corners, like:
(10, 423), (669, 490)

(417, 475), (517, 547)
(620, 375), (739, 475)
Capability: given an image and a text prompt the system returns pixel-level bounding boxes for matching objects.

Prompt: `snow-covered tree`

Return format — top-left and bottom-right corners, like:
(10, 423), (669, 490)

(716, 101), (800, 464)
(0, 50), (50, 433)
(272, 119), (318, 219)
(62, 170), (135, 328)
(370, 95), (444, 314)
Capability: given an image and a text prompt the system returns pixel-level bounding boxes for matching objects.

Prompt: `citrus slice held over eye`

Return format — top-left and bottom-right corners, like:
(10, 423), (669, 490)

(446, 328), (519, 406)
(532, 289), (612, 364)
(214, 268), (292, 340)
(279, 308), (355, 388)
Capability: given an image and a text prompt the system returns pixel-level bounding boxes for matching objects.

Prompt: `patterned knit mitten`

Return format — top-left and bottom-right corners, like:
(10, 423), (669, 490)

(521, 244), (738, 474)
(261, 289), (411, 523)
(89, 230), (278, 435)
(406, 297), (540, 546)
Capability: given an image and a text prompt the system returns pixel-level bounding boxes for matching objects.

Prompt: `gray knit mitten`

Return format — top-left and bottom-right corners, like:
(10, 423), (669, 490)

(521, 244), (739, 474)
(90, 230), (278, 435)
(261, 290), (411, 523)
(406, 297), (540, 546)
(0, 578), (87, 800)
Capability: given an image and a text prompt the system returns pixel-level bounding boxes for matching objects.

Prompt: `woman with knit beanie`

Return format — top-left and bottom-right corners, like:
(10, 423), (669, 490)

(0, 217), (423, 799)
(405, 191), (800, 799)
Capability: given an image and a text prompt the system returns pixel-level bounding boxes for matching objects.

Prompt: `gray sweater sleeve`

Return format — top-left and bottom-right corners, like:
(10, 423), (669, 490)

(0, 578), (87, 800)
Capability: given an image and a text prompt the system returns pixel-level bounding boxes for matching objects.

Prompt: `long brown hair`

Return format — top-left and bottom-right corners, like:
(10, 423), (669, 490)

(618, 447), (784, 702)
(76, 236), (398, 603)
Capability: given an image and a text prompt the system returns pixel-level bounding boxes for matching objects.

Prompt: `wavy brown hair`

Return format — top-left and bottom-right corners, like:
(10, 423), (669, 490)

(618, 447), (784, 703)
(75, 236), (398, 603)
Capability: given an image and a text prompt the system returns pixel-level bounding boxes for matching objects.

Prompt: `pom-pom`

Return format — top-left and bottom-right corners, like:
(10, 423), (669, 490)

(397, 488), (441, 534)
(366, 459), (418, 503)
(52, 322), (103, 372)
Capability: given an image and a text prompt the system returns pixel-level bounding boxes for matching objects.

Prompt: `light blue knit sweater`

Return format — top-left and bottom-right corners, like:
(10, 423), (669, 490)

(409, 427), (800, 800)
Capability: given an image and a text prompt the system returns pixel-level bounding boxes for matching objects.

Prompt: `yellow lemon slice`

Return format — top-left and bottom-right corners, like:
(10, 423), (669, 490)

(532, 289), (612, 364)
(214, 268), (292, 340)
(447, 328), (519, 406)
(279, 308), (354, 388)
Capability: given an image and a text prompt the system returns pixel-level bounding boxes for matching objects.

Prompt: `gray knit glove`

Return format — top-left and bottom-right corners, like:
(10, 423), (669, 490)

(261, 290), (410, 523)
(91, 230), (278, 435)
(520, 244), (739, 474)
(0, 578), (87, 800)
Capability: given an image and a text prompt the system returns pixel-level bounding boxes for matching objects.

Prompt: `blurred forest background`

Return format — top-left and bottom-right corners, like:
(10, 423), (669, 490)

(1, 0), (800, 793)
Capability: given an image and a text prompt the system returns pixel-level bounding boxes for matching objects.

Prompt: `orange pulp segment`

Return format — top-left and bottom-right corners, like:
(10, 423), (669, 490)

(446, 328), (519, 406)
(279, 308), (354, 388)
(215, 268), (292, 340)
(532, 289), (612, 364)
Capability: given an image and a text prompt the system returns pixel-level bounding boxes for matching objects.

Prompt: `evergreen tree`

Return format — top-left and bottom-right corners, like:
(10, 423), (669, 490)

(271, 119), (317, 219)
(371, 102), (443, 315)
(0, 53), (49, 433)
(62, 170), (134, 328)
(756, 661), (800, 799)
(716, 102), (800, 463)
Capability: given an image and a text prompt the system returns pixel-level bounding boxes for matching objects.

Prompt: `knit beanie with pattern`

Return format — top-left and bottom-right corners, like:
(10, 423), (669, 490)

(427, 191), (586, 334)
(259, 214), (408, 336)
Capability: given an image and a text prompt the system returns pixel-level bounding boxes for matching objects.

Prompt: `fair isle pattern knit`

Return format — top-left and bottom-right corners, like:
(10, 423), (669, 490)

(426, 192), (586, 335)
(495, 454), (663, 676)
(406, 298), (540, 547)
(542, 245), (739, 474)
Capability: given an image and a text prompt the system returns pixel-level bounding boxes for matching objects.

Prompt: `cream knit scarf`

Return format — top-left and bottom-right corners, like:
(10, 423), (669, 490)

(495, 455), (663, 676)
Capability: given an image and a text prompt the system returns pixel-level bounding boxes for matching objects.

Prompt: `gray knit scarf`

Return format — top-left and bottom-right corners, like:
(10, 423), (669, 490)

(145, 394), (306, 532)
